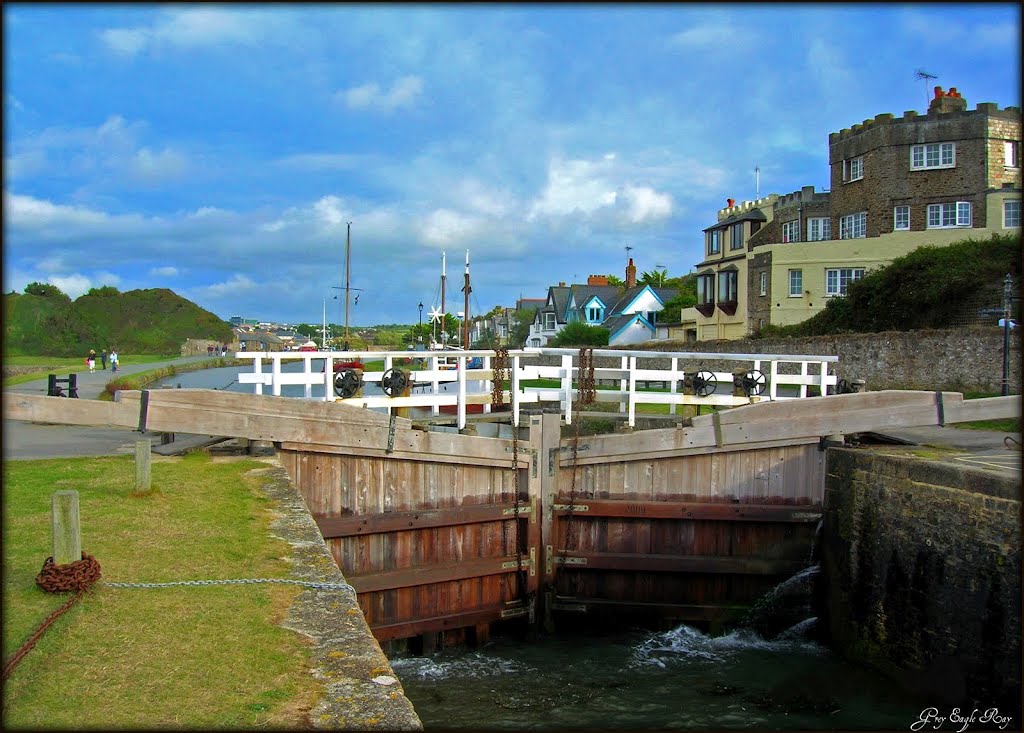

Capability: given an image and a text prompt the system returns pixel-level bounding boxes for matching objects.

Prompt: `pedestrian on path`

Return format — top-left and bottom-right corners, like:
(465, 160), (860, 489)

(110, 349), (119, 372)
(100, 349), (108, 370)
(87, 349), (96, 373)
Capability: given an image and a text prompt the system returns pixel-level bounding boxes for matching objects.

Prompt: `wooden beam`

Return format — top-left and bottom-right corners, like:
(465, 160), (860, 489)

(347, 555), (531, 593)
(369, 604), (528, 643)
(4, 393), (137, 428)
(551, 596), (749, 621)
(315, 503), (531, 539)
(551, 498), (822, 522)
(554, 551), (808, 576)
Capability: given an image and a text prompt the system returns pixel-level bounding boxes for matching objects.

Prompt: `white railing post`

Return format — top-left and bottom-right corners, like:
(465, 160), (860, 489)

(511, 353), (521, 427)
(483, 354), (492, 415)
(457, 355), (467, 429)
(799, 361), (808, 398)
(271, 356), (282, 396)
(618, 356), (628, 415)
(254, 356), (264, 395)
(324, 355), (334, 402)
(562, 353), (574, 425)
(627, 355), (637, 427)
(303, 355), (313, 399)
(669, 357), (678, 416)
(769, 359), (779, 401)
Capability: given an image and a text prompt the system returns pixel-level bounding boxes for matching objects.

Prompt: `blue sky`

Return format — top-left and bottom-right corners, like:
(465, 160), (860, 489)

(4, 4), (1020, 327)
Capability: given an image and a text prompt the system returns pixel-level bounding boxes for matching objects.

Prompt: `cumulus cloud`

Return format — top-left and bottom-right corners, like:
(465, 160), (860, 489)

(418, 208), (483, 247)
(130, 147), (188, 183)
(528, 155), (674, 224)
(49, 274), (94, 299)
(99, 8), (271, 57)
(150, 265), (179, 277)
(5, 192), (111, 229)
(338, 76), (424, 112)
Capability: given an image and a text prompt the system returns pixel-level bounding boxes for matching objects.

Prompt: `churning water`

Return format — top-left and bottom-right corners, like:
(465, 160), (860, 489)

(389, 624), (928, 730)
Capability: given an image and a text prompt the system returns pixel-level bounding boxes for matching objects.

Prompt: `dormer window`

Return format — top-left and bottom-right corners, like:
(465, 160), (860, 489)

(587, 305), (604, 323)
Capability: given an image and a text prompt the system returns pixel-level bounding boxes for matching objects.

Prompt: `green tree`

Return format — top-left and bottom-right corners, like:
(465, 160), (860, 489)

(24, 282), (69, 299)
(86, 285), (120, 297)
(605, 275), (624, 286)
(510, 307), (537, 347)
(639, 268), (668, 286)
(550, 321), (609, 347)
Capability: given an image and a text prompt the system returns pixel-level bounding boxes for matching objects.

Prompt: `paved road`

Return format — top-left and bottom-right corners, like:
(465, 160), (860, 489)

(3, 356), (225, 460)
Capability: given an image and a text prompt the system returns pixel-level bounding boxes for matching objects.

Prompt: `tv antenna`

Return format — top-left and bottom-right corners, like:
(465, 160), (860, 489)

(914, 68), (938, 108)
(625, 244), (633, 258)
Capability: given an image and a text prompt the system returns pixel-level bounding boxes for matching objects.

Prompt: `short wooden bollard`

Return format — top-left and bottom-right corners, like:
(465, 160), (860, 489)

(135, 439), (151, 491)
(52, 490), (81, 565)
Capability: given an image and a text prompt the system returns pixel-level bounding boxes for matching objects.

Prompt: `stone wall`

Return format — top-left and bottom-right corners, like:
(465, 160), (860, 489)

(622, 326), (1021, 393)
(818, 449), (1021, 718)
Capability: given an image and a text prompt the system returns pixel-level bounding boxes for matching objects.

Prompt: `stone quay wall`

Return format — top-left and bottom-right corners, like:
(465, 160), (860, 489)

(600, 326), (1021, 394)
(818, 448), (1021, 718)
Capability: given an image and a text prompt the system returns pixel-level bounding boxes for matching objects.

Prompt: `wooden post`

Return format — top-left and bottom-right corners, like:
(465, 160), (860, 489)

(52, 490), (81, 565)
(135, 439), (151, 491)
(535, 411), (561, 633)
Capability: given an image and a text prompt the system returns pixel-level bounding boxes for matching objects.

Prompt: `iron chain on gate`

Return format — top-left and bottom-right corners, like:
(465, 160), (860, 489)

(493, 348), (528, 604)
(558, 348), (596, 588)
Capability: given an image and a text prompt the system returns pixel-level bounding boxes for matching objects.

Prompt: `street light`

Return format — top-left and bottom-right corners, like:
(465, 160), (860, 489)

(418, 302), (424, 344)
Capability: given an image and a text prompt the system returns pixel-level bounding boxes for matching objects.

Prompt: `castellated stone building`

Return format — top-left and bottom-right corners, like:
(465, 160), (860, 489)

(690, 88), (1021, 342)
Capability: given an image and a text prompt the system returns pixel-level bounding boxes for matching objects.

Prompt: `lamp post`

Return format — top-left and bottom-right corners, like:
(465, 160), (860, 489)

(418, 302), (424, 344)
(1002, 273), (1013, 396)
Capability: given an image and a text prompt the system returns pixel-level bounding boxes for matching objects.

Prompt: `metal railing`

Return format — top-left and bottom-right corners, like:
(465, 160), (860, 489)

(234, 348), (839, 429)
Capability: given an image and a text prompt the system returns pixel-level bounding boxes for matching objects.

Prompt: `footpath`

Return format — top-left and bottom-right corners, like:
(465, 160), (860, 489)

(3, 355), (223, 460)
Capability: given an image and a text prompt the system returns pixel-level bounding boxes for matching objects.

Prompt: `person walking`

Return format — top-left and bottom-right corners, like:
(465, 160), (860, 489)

(100, 349), (108, 370)
(110, 349), (119, 372)
(87, 349), (96, 373)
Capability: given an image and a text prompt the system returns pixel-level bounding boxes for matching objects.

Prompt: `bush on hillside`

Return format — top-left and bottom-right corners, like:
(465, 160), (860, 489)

(550, 321), (610, 347)
(755, 233), (1021, 338)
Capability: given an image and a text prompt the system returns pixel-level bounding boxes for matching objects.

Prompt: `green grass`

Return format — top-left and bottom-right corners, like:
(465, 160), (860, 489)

(2, 453), (315, 728)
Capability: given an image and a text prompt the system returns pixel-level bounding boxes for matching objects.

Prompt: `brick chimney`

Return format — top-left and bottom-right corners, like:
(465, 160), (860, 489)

(558, 281), (566, 287)
(625, 258), (637, 288)
(587, 274), (609, 286)
(929, 86), (967, 115)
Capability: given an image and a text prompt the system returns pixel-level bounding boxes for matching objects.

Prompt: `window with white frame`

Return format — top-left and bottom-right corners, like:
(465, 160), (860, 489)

(926, 201), (972, 228)
(842, 156), (863, 182)
(840, 212), (867, 239)
(826, 268), (865, 296)
(1005, 200), (1021, 228)
(807, 217), (831, 241)
(759, 271), (767, 296)
(781, 220), (800, 243)
(587, 305), (604, 322)
(730, 223), (744, 250)
(788, 269), (803, 297)
(1006, 141), (1020, 168)
(911, 142), (955, 170)
(708, 230), (721, 255)
(543, 312), (556, 330)
(894, 205), (910, 231)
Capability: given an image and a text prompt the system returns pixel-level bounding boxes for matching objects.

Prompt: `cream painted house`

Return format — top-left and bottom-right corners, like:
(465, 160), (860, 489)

(695, 88), (1021, 341)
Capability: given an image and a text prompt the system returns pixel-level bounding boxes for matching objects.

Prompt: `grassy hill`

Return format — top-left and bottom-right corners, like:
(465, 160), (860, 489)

(3, 284), (234, 357)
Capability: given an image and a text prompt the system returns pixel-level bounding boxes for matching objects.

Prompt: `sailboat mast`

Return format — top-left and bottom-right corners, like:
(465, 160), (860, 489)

(344, 222), (351, 346)
(440, 251), (447, 347)
(462, 250), (471, 348)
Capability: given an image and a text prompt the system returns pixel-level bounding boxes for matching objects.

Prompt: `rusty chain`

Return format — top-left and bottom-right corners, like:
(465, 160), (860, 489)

(491, 347), (509, 408)
(3, 553), (102, 682)
(558, 348), (596, 591)
(4, 552), (356, 683)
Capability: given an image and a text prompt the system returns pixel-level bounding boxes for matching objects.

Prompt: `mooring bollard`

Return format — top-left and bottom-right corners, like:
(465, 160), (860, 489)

(135, 439), (151, 491)
(52, 490), (81, 565)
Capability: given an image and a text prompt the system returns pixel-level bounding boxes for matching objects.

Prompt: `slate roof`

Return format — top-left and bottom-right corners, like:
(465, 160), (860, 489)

(702, 208), (767, 232)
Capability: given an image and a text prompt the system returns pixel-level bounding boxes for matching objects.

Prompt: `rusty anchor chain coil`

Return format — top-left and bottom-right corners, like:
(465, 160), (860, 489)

(3, 553), (102, 681)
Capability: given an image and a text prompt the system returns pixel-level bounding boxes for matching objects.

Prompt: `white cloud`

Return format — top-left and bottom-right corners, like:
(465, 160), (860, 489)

(338, 76), (424, 112)
(5, 192), (110, 228)
(130, 147), (188, 183)
(418, 209), (483, 247)
(150, 266), (179, 277)
(99, 8), (271, 57)
(100, 27), (150, 56)
(668, 24), (731, 49)
(275, 153), (363, 171)
(528, 157), (618, 221)
(189, 274), (259, 300)
(621, 185), (672, 223)
(49, 274), (93, 299)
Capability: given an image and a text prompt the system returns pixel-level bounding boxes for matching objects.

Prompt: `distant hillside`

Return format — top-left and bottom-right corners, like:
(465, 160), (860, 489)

(3, 284), (234, 357)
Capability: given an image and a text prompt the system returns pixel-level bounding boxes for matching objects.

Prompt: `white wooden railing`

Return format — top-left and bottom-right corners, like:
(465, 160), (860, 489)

(234, 348), (839, 429)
